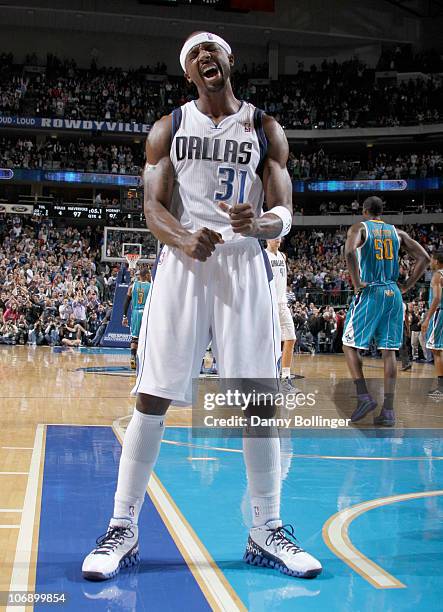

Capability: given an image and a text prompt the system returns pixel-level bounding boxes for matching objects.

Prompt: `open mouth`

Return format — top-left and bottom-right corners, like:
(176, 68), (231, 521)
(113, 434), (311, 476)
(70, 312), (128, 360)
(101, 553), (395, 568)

(200, 63), (220, 81)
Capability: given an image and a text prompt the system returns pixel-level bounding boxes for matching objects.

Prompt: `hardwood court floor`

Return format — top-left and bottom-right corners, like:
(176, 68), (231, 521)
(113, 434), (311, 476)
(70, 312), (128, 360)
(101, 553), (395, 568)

(0, 345), (441, 603)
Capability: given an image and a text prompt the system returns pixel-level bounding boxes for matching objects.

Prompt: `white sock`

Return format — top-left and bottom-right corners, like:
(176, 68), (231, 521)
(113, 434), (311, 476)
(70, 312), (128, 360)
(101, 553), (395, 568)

(281, 367), (291, 379)
(114, 410), (165, 524)
(243, 433), (281, 527)
(279, 433), (293, 481)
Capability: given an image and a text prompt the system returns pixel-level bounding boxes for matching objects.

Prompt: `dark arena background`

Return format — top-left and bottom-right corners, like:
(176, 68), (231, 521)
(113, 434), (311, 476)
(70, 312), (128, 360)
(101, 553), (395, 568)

(0, 1), (442, 610)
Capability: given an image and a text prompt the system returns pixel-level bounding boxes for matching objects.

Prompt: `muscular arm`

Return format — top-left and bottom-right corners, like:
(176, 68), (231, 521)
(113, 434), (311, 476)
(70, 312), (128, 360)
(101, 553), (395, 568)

(259, 115), (293, 238)
(143, 115), (189, 248)
(345, 223), (366, 292)
(423, 271), (442, 326)
(397, 230), (430, 293)
(144, 115), (223, 261)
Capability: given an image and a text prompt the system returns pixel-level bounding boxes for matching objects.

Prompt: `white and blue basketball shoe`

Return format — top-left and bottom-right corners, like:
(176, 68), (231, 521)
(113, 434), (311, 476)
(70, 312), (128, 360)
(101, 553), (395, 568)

(82, 518), (139, 581)
(244, 520), (322, 579)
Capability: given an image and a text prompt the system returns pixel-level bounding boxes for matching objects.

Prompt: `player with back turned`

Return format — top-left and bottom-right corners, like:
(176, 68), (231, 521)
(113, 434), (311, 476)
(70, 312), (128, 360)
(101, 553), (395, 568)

(342, 196), (429, 426)
(82, 31), (322, 581)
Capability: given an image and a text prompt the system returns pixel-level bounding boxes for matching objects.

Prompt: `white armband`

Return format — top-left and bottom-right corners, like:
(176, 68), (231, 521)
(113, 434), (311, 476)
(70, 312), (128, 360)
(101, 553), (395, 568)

(264, 205), (292, 237)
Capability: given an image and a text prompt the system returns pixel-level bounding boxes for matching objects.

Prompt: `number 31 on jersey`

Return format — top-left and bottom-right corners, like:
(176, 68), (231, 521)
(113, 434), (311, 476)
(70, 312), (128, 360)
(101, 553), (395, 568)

(215, 167), (248, 204)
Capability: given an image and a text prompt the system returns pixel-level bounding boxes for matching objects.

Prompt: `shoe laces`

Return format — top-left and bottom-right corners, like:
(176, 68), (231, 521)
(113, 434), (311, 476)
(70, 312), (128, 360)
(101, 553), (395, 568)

(93, 526), (135, 556)
(265, 524), (304, 555)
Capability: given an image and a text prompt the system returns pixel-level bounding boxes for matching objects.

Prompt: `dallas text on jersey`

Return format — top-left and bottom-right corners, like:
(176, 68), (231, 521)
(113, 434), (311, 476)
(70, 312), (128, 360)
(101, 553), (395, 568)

(175, 136), (252, 164)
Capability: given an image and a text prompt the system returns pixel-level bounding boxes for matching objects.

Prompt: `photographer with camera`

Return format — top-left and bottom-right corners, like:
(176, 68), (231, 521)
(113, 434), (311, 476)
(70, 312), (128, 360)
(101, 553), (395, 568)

(16, 314), (29, 345)
(45, 317), (60, 346)
(28, 318), (45, 346)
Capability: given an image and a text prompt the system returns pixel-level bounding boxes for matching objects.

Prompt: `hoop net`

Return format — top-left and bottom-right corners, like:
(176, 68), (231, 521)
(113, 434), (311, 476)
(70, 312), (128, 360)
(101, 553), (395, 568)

(125, 253), (141, 270)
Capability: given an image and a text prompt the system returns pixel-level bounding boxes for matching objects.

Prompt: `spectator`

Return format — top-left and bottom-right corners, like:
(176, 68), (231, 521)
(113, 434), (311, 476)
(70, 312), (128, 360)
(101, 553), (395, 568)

(28, 319), (45, 345)
(3, 302), (19, 323)
(59, 297), (73, 321)
(16, 314), (29, 345)
(44, 317), (60, 346)
(0, 52), (442, 130)
(72, 291), (88, 328)
(91, 302), (113, 346)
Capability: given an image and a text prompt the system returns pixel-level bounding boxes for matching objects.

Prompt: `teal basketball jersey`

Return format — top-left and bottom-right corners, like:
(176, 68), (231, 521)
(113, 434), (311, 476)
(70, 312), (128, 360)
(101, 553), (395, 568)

(426, 270), (443, 351)
(131, 280), (151, 312)
(428, 270), (443, 308)
(358, 220), (400, 284)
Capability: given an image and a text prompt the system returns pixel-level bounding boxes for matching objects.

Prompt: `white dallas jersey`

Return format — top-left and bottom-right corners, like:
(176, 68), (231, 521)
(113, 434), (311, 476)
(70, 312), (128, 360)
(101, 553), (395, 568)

(266, 249), (287, 303)
(170, 101), (267, 241)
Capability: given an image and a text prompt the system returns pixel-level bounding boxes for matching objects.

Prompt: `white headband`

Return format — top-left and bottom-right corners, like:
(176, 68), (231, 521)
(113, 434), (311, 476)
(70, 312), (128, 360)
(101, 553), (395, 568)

(180, 32), (231, 72)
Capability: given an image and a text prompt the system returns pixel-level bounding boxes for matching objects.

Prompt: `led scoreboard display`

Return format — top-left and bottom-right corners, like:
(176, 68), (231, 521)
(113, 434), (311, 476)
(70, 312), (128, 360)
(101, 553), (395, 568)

(34, 203), (123, 221)
(122, 188), (143, 212)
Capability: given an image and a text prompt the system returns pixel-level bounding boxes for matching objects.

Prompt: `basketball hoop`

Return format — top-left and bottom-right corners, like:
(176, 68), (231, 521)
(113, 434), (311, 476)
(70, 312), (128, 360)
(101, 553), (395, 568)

(125, 253), (141, 270)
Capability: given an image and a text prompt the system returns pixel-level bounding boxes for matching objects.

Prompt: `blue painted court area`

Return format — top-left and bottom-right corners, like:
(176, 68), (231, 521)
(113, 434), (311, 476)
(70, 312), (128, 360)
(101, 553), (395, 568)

(34, 426), (443, 611)
(34, 426), (210, 612)
(156, 429), (443, 611)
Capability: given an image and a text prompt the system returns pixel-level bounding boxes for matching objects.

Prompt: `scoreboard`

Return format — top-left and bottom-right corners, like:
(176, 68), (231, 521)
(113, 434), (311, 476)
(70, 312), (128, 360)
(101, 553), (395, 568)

(122, 188), (143, 212)
(33, 203), (125, 221)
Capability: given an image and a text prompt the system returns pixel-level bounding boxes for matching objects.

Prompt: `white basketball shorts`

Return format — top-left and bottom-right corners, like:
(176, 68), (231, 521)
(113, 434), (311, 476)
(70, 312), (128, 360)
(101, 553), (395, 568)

(278, 303), (296, 341)
(132, 238), (281, 405)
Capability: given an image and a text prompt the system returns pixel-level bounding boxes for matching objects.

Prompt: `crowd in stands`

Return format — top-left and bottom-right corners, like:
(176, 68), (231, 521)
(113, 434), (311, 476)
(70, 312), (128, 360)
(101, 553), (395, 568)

(0, 53), (185, 126)
(284, 223), (441, 306)
(0, 136), (143, 174)
(1, 211), (440, 353)
(0, 214), (119, 347)
(288, 149), (443, 181)
(239, 61), (443, 129)
(1, 51), (443, 129)
(2, 134), (443, 186)
(376, 45), (443, 74)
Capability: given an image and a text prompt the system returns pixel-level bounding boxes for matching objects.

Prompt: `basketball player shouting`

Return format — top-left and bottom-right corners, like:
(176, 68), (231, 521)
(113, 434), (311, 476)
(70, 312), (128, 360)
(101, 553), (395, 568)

(266, 238), (303, 384)
(342, 196), (429, 426)
(83, 32), (322, 580)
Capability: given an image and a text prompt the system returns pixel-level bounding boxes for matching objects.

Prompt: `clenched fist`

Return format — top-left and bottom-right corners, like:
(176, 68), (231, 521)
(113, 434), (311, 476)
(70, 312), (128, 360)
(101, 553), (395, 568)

(219, 202), (258, 237)
(180, 228), (224, 262)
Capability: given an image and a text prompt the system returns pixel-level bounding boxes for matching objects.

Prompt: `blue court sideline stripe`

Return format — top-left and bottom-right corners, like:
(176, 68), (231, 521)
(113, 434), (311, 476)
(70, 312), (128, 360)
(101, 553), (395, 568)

(34, 426), (211, 612)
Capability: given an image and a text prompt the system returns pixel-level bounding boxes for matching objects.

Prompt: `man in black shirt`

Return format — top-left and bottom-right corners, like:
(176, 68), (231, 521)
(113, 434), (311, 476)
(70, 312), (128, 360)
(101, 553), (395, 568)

(91, 303), (113, 346)
(410, 303), (425, 360)
(24, 296), (43, 326)
(400, 302), (413, 371)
